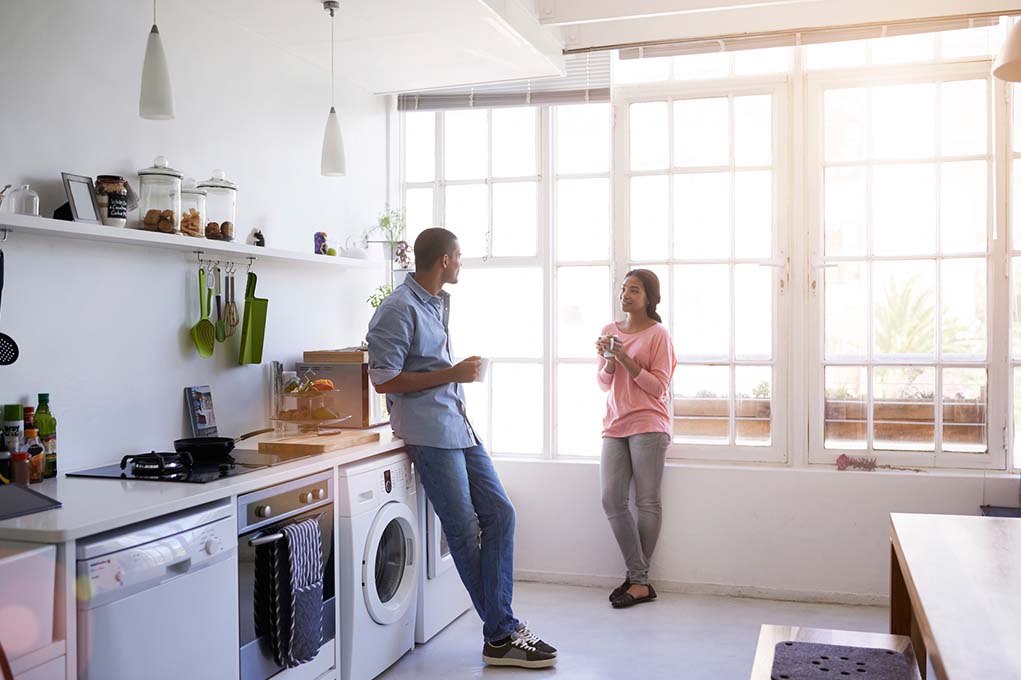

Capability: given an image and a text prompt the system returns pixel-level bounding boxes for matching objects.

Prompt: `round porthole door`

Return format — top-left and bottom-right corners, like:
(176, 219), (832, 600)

(362, 501), (418, 625)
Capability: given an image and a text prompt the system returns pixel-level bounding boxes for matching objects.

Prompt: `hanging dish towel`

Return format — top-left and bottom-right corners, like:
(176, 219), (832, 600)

(254, 517), (324, 668)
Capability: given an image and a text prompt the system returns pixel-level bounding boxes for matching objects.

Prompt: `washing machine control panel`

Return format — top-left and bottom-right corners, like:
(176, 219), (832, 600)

(378, 462), (413, 497)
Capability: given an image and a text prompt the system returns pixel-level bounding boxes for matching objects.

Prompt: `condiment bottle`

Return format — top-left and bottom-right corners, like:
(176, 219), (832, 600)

(24, 426), (44, 484)
(12, 452), (30, 486)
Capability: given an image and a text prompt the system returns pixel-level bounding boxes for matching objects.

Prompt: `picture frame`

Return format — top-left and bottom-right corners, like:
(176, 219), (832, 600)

(60, 172), (101, 223)
(184, 385), (218, 438)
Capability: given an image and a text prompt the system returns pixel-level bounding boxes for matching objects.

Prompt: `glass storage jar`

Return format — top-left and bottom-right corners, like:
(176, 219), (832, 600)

(180, 178), (206, 238)
(95, 175), (129, 227)
(197, 170), (237, 241)
(138, 156), (182, 234)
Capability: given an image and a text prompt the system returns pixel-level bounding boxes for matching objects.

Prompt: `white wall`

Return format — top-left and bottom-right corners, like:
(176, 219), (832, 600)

(0, 1), (387, 469)
(497, 458), (1021, 603)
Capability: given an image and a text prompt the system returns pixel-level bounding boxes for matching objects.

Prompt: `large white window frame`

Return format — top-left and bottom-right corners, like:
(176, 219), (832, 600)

(805, 60), (1009, 470)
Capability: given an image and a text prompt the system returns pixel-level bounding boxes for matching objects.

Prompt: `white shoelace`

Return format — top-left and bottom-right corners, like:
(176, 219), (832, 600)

(509, 635), (539, 653)
(516, 623), (542, 646)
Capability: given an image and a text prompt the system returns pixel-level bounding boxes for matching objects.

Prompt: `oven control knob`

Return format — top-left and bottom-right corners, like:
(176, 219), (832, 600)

(315, 488), (326, 500)
(255, 505), (273, 518)
(300, 492), (314, 504)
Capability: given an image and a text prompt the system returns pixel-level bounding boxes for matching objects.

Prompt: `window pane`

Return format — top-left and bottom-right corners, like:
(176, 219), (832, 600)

(557, 363), (606, 456)
(1014, 85), (1021, 153)
(556, 104), (610, 174)
(491, 108), (536, 178)
(871, 84), (936, 160)
(674, 265), (729, 358)
(1014, 159), (1021, 248)
(942, 368), (987, 453)
(674, 172), (729, 259)
(673, 365), (729, 444)
(736, 366), (771, 446)
(733, 47), (790, 75)
(630, 175), (669, 261)
(825, 166), (866, 256)
(1015, 369), (1021, 466)
(825, 262), (868, 359)
(462, 379), (490, 449)
(872, 164), (936, 256)
(873, 260), (936, 358)
(734, 95), (772, 166)
(674, 98), (729, 167)
(734, 264), (771, 359)
(806, 40), (867, 70)
(941, 258), (986, 359)
(449, 268), (543, 358)
(491, 362), (543, 454)
(613, 51), (670, 84)
(444, 109), (487, 180)
(444, 184), (488, 258)
(873, 366), (936, 452)
(825, 366), (867, 450)
(558, 266), (610, 359)
(940, 80), (987, 157)
(940, 26), (996, 59)
(871, 33), (936, 64)
(824, 88), (867, 162)
(673, 52), (729, 80)
(404, 111), (435, 183)
(404, 187), (433, 247)
(557, 178), (610, 261)
(1012, 258), (1021, 357)
(940, 161), (987, 254)
(630, 101), (669, 171)
(492, 182), (537, 257)
(734, 170), (772, 258)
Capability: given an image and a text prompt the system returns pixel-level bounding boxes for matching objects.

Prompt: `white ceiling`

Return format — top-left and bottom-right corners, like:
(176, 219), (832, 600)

(216, 0), (565, 94)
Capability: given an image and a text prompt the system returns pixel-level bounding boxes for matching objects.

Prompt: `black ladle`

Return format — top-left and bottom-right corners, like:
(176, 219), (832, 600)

(0, 249), (18, 366)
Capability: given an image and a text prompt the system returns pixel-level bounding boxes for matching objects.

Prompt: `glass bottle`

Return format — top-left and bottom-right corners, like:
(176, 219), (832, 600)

(24, 426), (44, 484)
(35, 394), (57, 479)
(0, 185), (40, 215)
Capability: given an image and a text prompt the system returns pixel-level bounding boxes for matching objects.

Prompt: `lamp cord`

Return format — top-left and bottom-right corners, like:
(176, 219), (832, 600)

(331, 8), (335, 107)
(153, 0), (156, 25)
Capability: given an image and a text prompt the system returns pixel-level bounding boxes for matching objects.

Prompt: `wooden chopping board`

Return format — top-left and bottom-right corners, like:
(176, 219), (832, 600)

(259, 430), (381, 455)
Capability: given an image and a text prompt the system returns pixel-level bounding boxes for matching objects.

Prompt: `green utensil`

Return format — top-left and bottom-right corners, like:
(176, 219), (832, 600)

(214, 266), (227, 343)
(238, 271), (268, 365)
(190, 267), (216, 358)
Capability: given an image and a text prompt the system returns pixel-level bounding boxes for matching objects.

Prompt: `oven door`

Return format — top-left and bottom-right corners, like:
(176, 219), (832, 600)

(238, 505), (335, 680)
(426, 497), (456, 580)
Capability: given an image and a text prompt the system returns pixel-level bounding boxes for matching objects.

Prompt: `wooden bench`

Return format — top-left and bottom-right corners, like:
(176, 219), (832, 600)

(750, 625), (922, 680)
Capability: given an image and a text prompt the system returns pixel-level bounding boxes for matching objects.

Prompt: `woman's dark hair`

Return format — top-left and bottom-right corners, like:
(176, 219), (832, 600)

(414, 227), (458, 270)
(624, 269), (663, 323)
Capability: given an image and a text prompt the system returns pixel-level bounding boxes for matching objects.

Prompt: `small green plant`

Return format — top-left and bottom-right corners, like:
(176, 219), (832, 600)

(367, 283), (394, 309)
(372, 208), (406, 244)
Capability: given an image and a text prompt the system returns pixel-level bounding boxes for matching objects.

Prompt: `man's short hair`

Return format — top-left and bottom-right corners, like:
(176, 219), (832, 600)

(414, 227), (458, 270)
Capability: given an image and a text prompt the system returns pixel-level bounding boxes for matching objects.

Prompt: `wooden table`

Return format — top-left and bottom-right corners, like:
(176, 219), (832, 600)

(890, 513), (1021, 679)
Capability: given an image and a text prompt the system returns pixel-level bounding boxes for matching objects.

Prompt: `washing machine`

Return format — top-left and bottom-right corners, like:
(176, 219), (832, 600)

(415, 479), (473, 643)
(337, 451), (419, 680)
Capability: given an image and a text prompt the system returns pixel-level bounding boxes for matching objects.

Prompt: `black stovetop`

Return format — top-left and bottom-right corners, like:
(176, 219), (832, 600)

(65, 450), (315, 484)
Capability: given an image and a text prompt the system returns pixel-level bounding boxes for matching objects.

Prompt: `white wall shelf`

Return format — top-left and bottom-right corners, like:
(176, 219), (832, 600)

(0, 213), (383, 269)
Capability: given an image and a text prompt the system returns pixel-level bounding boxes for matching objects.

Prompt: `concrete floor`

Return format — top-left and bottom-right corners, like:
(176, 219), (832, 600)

(378, 582), (887, 680)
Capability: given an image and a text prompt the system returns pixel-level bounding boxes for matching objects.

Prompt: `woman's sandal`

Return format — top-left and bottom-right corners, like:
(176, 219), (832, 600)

(609, 578), (631, 602)
(611, 584), (657, 609)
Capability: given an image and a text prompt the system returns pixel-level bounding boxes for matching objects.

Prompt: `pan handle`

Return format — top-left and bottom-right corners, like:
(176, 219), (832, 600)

(235, 428), (274, 443)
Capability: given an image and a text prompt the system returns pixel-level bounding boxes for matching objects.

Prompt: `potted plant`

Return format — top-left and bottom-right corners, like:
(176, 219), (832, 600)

(366, 208), (412, 285)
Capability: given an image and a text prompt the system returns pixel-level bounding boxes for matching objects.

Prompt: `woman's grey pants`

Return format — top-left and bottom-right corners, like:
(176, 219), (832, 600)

(600, 432), (670, 585)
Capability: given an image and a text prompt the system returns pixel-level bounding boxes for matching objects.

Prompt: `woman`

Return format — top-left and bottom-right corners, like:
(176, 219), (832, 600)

(595, 269), (676, 609)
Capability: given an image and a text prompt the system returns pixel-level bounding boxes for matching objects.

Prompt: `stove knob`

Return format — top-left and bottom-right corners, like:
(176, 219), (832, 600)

(255, 505), (273, 518)
(203, 538), (220, 555)
(315, 488), (326, 501)
(300, 492), (314, 504)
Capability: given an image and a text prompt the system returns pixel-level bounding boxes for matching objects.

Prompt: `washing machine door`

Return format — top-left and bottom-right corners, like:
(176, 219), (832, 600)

(362, 501), (418, 625)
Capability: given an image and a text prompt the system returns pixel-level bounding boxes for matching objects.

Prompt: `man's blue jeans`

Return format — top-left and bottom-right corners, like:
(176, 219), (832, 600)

(407, 443), (520, 642)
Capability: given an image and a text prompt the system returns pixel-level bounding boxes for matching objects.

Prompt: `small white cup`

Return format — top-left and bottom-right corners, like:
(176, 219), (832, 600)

(476, 357), (492, 382)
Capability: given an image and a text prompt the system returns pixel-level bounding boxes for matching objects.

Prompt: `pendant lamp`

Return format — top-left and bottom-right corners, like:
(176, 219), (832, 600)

(139, 0), (175, 119)
(994, 19), (1021, 82)
(321, 1), (347, 176)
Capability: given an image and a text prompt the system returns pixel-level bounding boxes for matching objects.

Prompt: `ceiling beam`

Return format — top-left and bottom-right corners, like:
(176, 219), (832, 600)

(537, 0), (823, 26)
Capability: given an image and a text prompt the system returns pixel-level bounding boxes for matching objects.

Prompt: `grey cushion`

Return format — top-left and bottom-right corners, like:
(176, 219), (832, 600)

(771, 641), (914, 680)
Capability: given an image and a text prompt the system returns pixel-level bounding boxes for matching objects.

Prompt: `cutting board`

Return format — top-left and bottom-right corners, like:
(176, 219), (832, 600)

(259, 430), (381, 456)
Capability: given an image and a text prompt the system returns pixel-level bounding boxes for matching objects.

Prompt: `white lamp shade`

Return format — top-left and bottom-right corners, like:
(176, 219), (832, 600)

(321, 106), (347, 176)
(994, 20), (1021, 82)
(139, 25), (175, 119)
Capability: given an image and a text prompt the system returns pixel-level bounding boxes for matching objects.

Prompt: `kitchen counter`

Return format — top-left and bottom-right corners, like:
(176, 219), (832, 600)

(0, 428), (405, 543)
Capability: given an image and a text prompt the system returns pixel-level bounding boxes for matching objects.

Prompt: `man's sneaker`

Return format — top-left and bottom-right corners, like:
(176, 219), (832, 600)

(516, 622), (558, 655)
(482, 632), (557, 669)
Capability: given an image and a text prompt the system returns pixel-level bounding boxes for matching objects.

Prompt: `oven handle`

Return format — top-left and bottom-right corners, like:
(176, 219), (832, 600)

(247, 511), (327, 547)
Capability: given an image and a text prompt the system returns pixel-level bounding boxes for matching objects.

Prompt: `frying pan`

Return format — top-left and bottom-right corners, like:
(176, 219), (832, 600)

(173, 428), (273, 461)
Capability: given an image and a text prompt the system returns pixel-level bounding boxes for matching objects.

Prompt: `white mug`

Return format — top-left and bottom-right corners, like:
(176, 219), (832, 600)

(602, 336), (616, 359)
(476, 357), (492, 382)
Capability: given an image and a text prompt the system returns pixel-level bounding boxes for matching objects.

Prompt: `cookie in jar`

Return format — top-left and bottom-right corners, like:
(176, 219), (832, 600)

(137, 156), (182, 233)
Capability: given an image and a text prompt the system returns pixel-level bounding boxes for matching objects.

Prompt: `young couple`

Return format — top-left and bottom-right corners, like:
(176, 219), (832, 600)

(366, 228), (675, 671)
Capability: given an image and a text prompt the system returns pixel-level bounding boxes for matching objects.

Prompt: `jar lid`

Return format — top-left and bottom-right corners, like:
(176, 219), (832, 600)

(138, 155), (183, 179)
(182, 177), (208, 196)
(96, 175), (127, 184)
(3, 404), (23, 420)
(197, 169), (237, 191)
(12, 452), (29, 462)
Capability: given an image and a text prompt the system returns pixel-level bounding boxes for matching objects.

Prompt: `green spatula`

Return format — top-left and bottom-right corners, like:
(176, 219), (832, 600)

(190, 267), (216, 358)
(238, 271), (268, 364)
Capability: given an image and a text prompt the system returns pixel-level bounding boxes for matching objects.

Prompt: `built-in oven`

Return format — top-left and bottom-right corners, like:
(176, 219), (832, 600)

(238, 471), (335, 680)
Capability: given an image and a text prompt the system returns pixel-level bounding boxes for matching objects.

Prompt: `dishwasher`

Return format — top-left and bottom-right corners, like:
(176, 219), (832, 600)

(76, 499), (237, 680)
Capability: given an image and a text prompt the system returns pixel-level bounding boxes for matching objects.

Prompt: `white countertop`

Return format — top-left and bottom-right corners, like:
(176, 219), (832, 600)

(0, 428), (405, 543)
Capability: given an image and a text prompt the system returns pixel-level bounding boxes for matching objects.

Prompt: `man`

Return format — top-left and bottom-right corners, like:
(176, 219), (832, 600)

(366, 227), (558, 669)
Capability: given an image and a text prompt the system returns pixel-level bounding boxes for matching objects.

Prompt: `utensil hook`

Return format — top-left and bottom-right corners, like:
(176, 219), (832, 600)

(1, 228), (8, 242)
(247, 256), (255, 272)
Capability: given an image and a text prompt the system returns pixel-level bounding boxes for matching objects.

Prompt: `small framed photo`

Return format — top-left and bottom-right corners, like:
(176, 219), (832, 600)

(61, 173), (101, 223)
